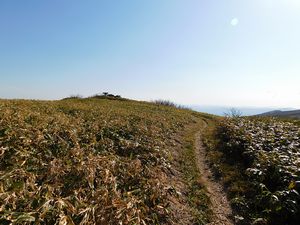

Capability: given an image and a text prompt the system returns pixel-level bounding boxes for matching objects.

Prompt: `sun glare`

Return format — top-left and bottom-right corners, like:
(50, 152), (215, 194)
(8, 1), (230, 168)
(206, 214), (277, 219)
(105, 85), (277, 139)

(230, 18), (239, 26)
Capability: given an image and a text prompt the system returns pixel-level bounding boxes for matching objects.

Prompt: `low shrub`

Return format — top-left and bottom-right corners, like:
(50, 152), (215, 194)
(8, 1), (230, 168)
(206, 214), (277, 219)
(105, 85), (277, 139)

(153, 100), (189, 110)
(214, 117), (300, 225)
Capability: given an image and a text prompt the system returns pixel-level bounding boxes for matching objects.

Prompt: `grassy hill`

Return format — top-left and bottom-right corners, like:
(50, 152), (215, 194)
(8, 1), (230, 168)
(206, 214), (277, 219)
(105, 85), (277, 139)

(2, 97), (299, 225)
(0, 98), (212, 225)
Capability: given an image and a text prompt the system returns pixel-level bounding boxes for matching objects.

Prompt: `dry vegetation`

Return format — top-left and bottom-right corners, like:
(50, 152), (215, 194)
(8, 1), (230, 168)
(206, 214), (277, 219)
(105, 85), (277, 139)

(0, 98), (207, 224)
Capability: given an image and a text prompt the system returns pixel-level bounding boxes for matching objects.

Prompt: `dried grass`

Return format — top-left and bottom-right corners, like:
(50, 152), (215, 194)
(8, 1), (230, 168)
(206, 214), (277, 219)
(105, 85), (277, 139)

(0, 99), (196, 224)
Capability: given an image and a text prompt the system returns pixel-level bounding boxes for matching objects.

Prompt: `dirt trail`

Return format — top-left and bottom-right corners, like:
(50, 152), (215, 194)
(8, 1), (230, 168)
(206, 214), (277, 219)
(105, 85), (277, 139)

(195, 122), (234, 225)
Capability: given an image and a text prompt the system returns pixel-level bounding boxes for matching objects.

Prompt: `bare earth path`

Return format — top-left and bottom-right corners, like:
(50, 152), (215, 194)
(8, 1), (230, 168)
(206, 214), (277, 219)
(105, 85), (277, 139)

(195, 122), (234, 225)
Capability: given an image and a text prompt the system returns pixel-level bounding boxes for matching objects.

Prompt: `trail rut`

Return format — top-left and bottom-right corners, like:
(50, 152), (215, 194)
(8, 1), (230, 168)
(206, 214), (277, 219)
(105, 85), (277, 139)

(195, 123), (234, 225)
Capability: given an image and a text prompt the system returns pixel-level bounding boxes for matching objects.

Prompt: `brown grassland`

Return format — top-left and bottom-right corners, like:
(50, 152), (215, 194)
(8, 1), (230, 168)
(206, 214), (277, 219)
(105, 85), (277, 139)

(0, 98), (212, 225)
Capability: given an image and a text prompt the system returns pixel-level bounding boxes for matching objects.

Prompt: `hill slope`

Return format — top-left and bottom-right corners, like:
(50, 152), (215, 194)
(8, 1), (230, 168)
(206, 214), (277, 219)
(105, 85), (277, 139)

(258, 109), (300, 119)
(0, 98), (213, 224)
(205, 117), (300, 225)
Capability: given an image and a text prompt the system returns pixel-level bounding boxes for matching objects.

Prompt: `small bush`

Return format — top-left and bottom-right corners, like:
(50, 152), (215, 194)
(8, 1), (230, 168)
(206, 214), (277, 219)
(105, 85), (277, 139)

(62, 94), (83, 100)
(153, 100), (189, 110)
(224, 108), (243, 118)
(90, 92), (123, 100)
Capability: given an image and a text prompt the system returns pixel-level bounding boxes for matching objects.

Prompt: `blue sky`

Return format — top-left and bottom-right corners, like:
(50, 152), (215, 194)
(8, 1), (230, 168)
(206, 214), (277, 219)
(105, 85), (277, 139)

(1, 0), (300, 108)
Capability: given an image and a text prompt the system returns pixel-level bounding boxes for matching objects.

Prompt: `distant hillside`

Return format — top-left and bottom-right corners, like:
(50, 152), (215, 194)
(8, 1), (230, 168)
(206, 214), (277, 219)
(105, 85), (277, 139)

(191, 105), (295, 116)
(258, 109), (300, 119)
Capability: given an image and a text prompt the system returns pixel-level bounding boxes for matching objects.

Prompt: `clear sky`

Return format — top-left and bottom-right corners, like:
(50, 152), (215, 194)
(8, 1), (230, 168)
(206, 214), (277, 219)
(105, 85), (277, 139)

(0, 0), (300, 108)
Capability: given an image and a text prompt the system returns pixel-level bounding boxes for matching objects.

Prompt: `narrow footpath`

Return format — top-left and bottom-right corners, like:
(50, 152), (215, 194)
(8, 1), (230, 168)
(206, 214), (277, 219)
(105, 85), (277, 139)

(195, 123), (234, 225)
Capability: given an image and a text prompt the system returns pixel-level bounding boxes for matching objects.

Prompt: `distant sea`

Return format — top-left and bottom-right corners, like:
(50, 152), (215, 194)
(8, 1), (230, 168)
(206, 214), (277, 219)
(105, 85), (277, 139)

(190, 105), (296, 116)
